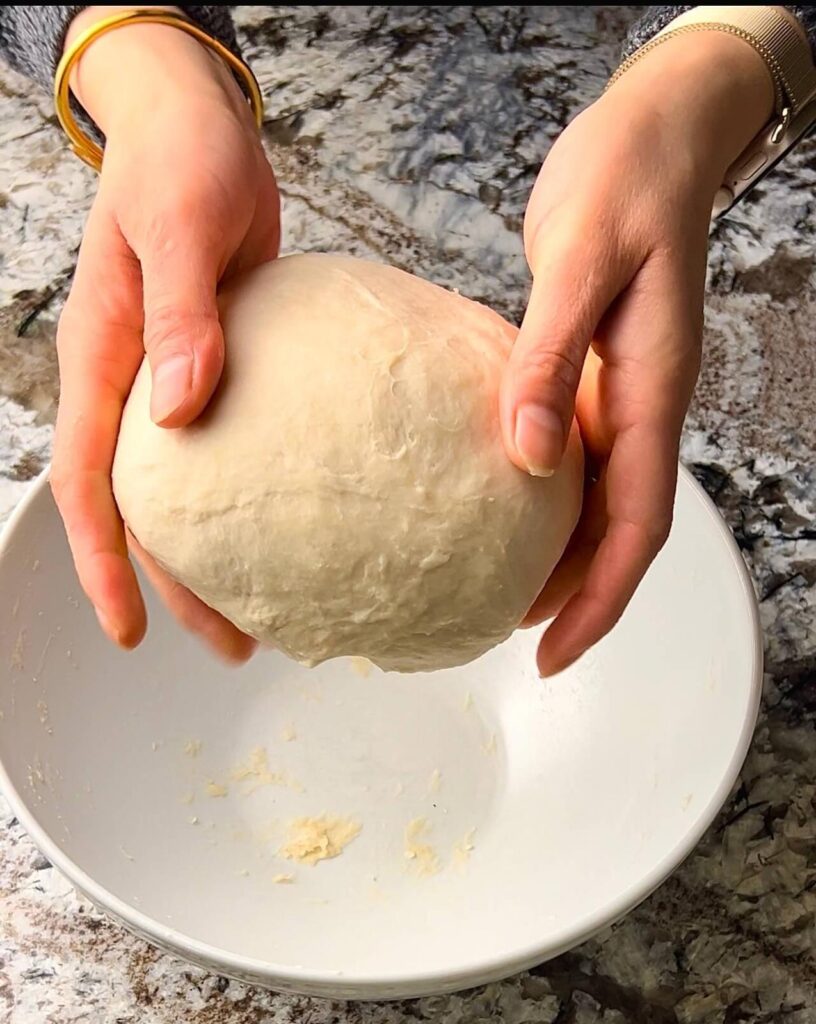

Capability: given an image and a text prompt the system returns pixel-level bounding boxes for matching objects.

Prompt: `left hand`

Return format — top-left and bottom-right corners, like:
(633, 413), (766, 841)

(51, 7), (280, 660)
(501, 31), (774, 675)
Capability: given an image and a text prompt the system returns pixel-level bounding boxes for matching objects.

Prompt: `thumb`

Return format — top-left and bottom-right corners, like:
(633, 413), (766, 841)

(501, 228), (637, 476)
(140, 232), (225, 428)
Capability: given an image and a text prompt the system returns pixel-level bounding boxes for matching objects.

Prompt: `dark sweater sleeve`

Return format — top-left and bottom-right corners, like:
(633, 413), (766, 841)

(624, 6), (816, 59)
(0, 6), (240, 91)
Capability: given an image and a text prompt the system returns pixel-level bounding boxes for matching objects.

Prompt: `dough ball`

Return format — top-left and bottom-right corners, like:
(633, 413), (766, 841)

(113, 254), (583, 672)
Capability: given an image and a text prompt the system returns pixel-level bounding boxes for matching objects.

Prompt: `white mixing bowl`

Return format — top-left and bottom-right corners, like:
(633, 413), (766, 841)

(0, 468), (761, 999)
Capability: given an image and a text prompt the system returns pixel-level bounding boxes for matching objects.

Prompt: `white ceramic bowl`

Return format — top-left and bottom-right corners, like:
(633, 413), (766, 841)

(0, 469), (761, 1000)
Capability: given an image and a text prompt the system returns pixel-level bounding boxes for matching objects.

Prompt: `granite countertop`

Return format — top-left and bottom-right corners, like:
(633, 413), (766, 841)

(1, 6), (815, 1022)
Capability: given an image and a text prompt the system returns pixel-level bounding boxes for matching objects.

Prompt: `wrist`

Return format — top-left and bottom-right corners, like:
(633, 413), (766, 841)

(65, 6), (250, 140)
(604, 31), (775, 186)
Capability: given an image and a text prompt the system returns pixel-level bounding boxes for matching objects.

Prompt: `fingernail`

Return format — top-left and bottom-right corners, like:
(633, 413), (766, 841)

(95, 607), (121, 646)
(514, 403), (563, 477)
(150, 354), (193, 424)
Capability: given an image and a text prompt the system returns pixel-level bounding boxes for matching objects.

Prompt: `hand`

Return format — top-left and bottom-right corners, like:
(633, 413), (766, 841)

(501, 31), (774, 675)
(51, 7), (280, 660)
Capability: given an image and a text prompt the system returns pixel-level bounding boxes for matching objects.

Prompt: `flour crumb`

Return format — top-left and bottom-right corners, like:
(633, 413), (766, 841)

(32, 634), (54, 682)
(180, 792), (195, 806)
(151, 741), (160, 752)
(189, 816), (200, 825)
(119, 846), (135, 862)
(482, 732), (497, 755)
(281, 724), (297, 742)
(428, 768), (442, 794)
(404, 818), (440, 876)
(31, 559), (40, 572)
(183, 739), (202, 757)
(273, 873), (295, 884)
(26, 757), (46, 790)
(231, 746), (303, 793)
(349, 657), (373, 678)
(36, 699), (52, 733)
(394, 781), (405, 797)
(300, 685), (324, 704)
(206, 781), (228, 798)
(237, 868), (250, 877)
(463, 691), (473, 712)
(452, 828), (477, 866)
(279, 816), (362, 866)
(681, 793), (693, 810)
(11, 630), (25, 671)
(11, 598), (19, 619)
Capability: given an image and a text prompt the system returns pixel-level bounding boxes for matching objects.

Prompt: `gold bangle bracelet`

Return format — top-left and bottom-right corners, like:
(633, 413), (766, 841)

(54, 8), (264, 173)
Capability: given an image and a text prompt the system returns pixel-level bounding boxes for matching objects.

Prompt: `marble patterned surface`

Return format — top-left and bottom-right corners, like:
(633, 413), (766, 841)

(1, 5), (815, 1022)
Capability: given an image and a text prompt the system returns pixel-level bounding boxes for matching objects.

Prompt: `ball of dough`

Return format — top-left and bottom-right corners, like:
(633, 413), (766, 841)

(113, 254), (583, 672)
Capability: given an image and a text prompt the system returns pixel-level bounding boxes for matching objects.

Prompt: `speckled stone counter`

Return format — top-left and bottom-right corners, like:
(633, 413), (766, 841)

(1, 7), (815, 1022)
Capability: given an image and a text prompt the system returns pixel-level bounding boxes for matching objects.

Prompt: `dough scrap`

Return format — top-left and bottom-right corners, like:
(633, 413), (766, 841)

(279, 816), (362, 865)
(452, 828), (477, 866)
(230, 746), (302, 793)
(404, 817), (440, 877)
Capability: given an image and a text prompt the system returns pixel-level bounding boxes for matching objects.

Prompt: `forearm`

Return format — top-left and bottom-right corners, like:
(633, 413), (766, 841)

(0, 4), (238, 91)
(626, 5), (816, 58)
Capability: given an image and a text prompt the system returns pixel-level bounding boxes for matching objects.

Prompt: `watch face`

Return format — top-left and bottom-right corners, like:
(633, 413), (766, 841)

(715, 99), (816, 218)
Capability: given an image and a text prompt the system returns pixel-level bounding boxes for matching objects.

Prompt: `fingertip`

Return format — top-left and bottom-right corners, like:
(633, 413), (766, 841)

(514, 403), (563, 477)
(536, 638), (579, 678)
(150, 353), (193, 426)
(219, 637), (259, 666)
(118, 608), (147, 649)
(149, 326), (225, 429)
(95, 595), (146, 650)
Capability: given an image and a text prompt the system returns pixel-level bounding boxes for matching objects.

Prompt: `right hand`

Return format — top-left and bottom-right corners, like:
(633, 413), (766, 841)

(52, 7), (280, 661)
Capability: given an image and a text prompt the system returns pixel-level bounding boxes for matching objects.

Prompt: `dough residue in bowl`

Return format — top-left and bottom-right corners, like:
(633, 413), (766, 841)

(404, 817), (440, 876)
(231, 746), (303, 793)
(279, 815), (362, 865)
(452, 828), (477, 866)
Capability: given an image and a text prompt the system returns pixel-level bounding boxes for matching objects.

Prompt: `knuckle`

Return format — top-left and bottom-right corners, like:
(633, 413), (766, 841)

(144, 305), (216, 358)
(49, 464), (75, 514)
(521, 347), (581, 400)
(140, 188), (220, 261)
(55, 300), (81, 357)
(140, 202), (188, 258)
(49, 467), (67, 505)
(644, 511), (672, 554)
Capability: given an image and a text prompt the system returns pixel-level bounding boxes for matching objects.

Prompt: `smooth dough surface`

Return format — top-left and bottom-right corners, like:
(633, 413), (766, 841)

(113, 254), (583, 671)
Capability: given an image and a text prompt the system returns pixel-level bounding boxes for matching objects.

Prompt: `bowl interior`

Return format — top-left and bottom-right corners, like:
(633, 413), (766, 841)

(0, 472), (759, 995)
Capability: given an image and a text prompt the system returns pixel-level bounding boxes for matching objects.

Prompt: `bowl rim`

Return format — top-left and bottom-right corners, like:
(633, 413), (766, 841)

(0, 465), (763, 993)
